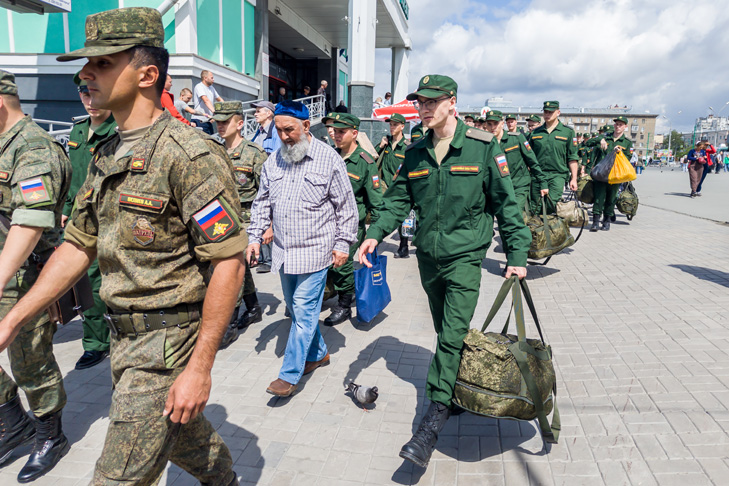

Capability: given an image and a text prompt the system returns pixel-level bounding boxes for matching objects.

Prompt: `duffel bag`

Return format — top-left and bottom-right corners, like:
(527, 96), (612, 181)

(577, 176), (594, 204)
(453, 276), (560, 443)
(526, 197), (575, 261)
(616, 181), (639, 220)
(556, 199), (588, 228)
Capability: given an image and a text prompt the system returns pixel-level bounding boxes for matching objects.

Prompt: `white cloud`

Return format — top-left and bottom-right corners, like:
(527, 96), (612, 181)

(374, 0), (729, 132)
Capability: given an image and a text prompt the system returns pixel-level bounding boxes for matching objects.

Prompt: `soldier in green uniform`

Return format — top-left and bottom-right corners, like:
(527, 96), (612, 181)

(526, 114), (542, 136)
(0, 69), (72, 483)
(589, 116), (633, 231)
(410, 121), (426, 142)
(463, 114), (475, 127)
(211, 101), (269, 347)
(529, 101), (579, 212)
(376, 112), (411, 258)
(504, 113), (519, 134)
(64, 71), (117, 370)
(0, 9), (244, 485)
(358, 75), (531, 469)
(323, 113), (383, 325)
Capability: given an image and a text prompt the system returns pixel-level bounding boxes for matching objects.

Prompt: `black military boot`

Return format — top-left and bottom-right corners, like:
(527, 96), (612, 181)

(17, 411), (69, 483)
(589, 213), (600, 232)
(237, 294), (263, 329)
(601, 216), (611, 231)
(219, 307), (240, 349)
(399, 402), (451, 468)
(0, 395), (36, 466)
(395, 238), (409, 259)
(324, 293), (354, 326)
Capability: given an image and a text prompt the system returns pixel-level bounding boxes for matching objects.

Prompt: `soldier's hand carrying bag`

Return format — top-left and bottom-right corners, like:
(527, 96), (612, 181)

(453, 276), (560, 443)
(526, 197), (575, 264)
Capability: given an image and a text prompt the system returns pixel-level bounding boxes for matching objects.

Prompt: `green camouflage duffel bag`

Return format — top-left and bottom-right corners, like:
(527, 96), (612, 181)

(616, 181), (639, 220)
(577, 175), (593, 204)
(453, 277), (560, 443)
(527, 198), (574, 261)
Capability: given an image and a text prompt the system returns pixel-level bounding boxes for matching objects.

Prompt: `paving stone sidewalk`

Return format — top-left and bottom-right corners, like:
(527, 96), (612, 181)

(2, 178), (729, 485)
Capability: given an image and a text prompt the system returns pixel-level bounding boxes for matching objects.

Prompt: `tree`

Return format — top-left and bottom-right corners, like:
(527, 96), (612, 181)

(662, 129), (687, 156)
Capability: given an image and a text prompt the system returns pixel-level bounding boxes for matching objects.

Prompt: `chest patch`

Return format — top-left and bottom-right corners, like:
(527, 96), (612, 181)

(395, 153), (405, 159)
(495, 155), (510, 178)
(82, 188), (94, 201)
(347, 172), (361, 181)
(504, 145), (519, 153)
(408, 168), (429, 179)
(132, 217), (155, 246)
(531, 135), (544, 140)
(119, 193), (164, 212)
(19, 177), (51, 204)
(192, 199), (238, 241)
(0, 171), (9, 182)
(555, 136), (568, 142)
(130, 157), (147, 172)
(67, 141), (79, 149)
(235, 166), (254, 173)
(372, 175), (380, 188)
(450, 165), (480, 174)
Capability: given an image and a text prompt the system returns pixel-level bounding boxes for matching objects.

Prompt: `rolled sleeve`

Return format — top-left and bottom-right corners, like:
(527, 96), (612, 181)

(64, 219), (98, 249)
(11, 208), (55, 229)
(194, 232), (247, 262)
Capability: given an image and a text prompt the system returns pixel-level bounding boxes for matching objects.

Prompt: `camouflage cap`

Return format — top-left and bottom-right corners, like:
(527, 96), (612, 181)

(485, 110), (503, 122)
(543, 100), (560, 111)
(406, 74), (457, 100)
(323, 112), (360, 130)
(57, 7), (165, 62)
(527, 114), (541, 123)
(385, 113), (406, 124)
(211, 101), (243, 122)
(613, 115), (628, 124)
(0, 69), (18, 96)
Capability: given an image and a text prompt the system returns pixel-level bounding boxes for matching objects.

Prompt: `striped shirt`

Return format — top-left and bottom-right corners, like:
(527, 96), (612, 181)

(248, 136), (358, 275)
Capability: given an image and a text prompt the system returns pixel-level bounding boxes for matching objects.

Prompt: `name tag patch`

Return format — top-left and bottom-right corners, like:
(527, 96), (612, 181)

(119, 193), (164, 211)
(555, 136), (568, 141)
(532, 135), (543, 140)
(372, 175), (380, 188)
(408, 168), (429, 179)
(19, 177), (51, 204)
(192, 199), (238, 241)
(495, 155), (510, 177)
(504, 145), (519, 153)
(67, 141), (79, 149)
(450, 165), (480, 173)
(348, 172), (361, 181)
(132, 217), (155, 246)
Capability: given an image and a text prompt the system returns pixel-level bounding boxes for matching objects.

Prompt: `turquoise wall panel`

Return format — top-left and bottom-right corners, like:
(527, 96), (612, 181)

(0, 9), (10, 53)
(197, 0), (220, 62)
(68, 0), (118, 52)
(222, 0), (242, 72)
(11, 10), (64, 53)
(244, 1), (255, 76)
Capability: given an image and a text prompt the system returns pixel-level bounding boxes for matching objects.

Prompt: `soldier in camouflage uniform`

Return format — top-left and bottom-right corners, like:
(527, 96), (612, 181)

(211, 101), (268, 348)
(322, 113), (382, 325)
(0, 9), (244, 485)
(0, 69), (72, 483)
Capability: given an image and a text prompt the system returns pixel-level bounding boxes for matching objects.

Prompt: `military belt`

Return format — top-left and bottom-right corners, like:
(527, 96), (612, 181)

(104, 303), (201, 337)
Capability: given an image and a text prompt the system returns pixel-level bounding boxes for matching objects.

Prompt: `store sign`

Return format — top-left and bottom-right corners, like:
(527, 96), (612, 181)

(41, 0), (71, 12)
(399, 0), (409, 19)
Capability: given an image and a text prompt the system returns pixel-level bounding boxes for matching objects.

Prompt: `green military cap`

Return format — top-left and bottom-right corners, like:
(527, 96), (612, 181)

(527, 114), (541, 123)
(543, 100), (560, 111)
(406, 74), (457, 100)
(323, 112), (360, 130)
(0, 69), (18, 96)
(485, 110), (503, 122)
(211, 101), (243, 122)
(385, 113), (406, 124)
(57, 7), (165, 62)
(613, 115), (628, 124)
(73, 70), (88, 87)
(504, 113), (517, 120)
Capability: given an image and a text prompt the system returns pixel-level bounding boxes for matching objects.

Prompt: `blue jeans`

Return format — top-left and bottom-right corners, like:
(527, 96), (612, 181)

(278, 267), (329, 384)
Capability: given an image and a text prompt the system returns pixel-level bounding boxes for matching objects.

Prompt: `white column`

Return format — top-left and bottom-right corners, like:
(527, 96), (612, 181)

(347, 0), (376, 87)
(391, 46), (409, 103)
(175, 0), (198, 55)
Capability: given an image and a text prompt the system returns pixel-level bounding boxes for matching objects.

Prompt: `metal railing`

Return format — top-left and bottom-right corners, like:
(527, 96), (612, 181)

(241, 94), (326, 140)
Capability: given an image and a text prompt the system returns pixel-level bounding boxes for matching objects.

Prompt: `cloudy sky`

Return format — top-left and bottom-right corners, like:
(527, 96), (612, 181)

(374, 0), (729, 133)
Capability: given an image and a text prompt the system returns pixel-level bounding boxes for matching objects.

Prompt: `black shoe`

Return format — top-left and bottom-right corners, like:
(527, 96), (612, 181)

(399, 402), (451, 468)
(589, 214), (600, 232)
(256, 264), (271, 274)
(601, 218), (611, 231)
(237, 304), (262, 329)
(0, 395), (36, 466)
(17, 411), (69, 483)
(395, 245), (410, 259)
(74, 350), (109, 370)
(324, 293), (354, 326)
(219, 322), (239, 349)
(610, 214), (616, 222)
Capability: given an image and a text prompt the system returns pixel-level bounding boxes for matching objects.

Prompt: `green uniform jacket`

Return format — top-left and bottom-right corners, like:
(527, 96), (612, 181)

(65, 111), (246, 311)
(500, 131), (547, 191)
(376, 134), (408, 189)
(530, 121), (579, 176)
(366, 120), (531, 267)
(0, 115), (71, 255)
(593, 133), (634, 168)
(339, 144), (383, 227)
(229, 139), (268, 225)
(63, 114), (117, 217)
(582, 135), (601, 170)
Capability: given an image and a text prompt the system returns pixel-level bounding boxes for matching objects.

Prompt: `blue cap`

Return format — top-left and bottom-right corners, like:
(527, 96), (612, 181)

(274, 100), (309, 120)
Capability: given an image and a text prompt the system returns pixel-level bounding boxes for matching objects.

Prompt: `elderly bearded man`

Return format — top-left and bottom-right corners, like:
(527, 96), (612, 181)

(246, 101), (358, 397)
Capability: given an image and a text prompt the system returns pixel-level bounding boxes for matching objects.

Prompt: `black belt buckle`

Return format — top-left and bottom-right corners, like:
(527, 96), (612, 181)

(104, 313), (119, 336)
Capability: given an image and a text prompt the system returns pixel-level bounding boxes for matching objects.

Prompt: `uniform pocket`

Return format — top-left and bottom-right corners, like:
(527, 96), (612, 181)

(301, 172), (328, 204)
(118, 192), (174, 251)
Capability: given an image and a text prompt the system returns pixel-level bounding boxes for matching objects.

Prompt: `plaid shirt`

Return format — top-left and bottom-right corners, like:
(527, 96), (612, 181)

(248, 136), (358, 275)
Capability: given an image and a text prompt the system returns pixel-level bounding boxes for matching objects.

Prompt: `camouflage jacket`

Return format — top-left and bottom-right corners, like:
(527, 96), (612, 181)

(229, 139), (268, 223)
(65, 111), (246, 311)
(0, 115), (71, 256)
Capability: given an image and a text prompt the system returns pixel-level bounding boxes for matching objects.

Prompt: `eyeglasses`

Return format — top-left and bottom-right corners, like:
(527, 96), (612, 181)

(77, 85), (89, 94)
(416, 97), (450, 111)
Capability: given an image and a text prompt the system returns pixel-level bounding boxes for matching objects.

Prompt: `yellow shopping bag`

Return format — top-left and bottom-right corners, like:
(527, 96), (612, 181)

(608, 150), (637, 184)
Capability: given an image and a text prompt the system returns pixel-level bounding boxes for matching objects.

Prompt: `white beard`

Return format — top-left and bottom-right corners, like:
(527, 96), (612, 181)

(280, 137), (310, 164)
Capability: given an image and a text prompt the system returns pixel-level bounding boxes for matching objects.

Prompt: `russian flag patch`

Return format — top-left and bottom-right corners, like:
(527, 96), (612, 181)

(192, 199), (238, 242)
(19, 177), (51, 205)
(495, 154), (510, 177)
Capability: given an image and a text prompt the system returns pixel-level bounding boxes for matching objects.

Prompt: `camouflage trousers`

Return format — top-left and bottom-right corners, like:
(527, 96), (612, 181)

(91, 319), (235, 485)
(329, 225), (366, 295)
(417, 254), (482, 408)
(0, 264), (66, 417)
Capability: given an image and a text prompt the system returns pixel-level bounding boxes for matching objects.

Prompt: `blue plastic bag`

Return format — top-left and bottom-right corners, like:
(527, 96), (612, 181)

(354, 249), (392, 323)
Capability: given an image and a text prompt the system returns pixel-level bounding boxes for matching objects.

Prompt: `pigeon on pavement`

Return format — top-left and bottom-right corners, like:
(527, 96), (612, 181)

(345, 381), (379, 406)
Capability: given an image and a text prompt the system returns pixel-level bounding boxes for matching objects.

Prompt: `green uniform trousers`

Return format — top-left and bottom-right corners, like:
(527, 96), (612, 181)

(513, 184), (531, 215)
(92, 319), (234, 485)
(531, 173), (566, 213)
(83, 259), (110, 352)
(0, 264), (66, 417)
(329, 225), (366, 295)
(417, 254), (482, 407)
(592, 180), (620, 218)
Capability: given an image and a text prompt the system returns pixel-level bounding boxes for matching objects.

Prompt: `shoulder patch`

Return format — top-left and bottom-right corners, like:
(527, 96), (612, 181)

(372, 174), (380, 188)
(494, 154), (510, 178)
(19, 177), (52, 204)
(465, 129), (494, 143)
(191, 198), (239, 242)
(524, 140), (532, 151)
(360, 151), (375, 164)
